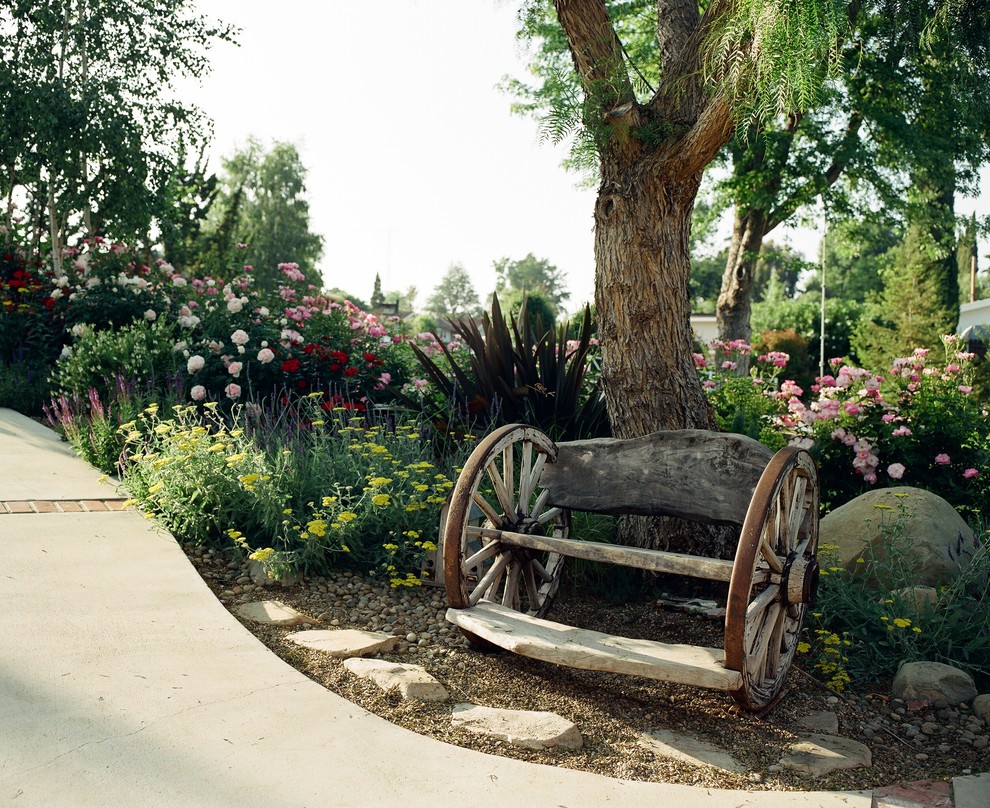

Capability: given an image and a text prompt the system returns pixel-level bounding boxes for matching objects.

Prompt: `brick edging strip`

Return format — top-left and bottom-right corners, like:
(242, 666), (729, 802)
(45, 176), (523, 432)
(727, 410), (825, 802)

(0, 499), (128, 514)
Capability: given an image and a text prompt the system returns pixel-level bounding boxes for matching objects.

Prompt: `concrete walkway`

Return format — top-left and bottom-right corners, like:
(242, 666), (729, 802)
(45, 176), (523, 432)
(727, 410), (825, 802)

(0, 408), (983, 807)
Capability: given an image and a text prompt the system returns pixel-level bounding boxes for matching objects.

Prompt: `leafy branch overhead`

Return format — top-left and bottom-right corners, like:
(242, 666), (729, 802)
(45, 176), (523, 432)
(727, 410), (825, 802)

(516, 0), (845, 175)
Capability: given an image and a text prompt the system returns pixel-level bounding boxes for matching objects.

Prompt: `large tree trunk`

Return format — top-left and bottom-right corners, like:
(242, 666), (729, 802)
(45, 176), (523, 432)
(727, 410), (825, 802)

(595, 158), (736, 555)
(595, 164), (715, 437)
(554, 0), (735, 554)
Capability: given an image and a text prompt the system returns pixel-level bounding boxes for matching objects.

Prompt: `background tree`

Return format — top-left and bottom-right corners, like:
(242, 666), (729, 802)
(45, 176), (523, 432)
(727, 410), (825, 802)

(194, 139), (324, 290)
(853, 224), (963, 366)
(0, 0), (235, 268)
(501, 289), (557, 334)
(158, 144), (218, 272)
(493, 253), (570, 317)
(425, 263), (481, 320)
(957, 213), (983, 303)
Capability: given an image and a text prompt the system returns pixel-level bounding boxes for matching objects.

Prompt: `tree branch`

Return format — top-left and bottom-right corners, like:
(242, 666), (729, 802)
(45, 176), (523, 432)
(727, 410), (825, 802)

(553, 0), (635, 118)
(765, 111), (863, 233)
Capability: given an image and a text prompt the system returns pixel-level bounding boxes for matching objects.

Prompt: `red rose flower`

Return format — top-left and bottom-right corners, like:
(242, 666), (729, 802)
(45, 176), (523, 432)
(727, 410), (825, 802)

(281, 358), (301, 373)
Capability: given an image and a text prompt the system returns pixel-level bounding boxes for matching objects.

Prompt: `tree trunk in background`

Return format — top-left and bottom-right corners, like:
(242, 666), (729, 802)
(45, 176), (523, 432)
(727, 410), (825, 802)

(715, 206), (769, 369)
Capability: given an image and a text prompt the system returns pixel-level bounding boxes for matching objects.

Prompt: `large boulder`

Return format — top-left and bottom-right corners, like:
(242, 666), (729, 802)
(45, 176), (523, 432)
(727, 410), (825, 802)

(820, 487), (979, 588)
(891, 661), (977, 707)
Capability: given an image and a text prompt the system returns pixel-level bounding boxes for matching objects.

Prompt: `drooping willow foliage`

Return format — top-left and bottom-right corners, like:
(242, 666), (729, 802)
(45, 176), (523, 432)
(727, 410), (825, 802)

(703, 0), (848, 126)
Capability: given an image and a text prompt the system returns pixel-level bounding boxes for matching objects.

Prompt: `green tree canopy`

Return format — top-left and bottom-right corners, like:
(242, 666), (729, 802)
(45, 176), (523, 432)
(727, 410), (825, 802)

(425, 263), (481, 320)
(0, 0), (235, 266)
(493, 253), (570, 316)
(193, 139), (324, 290)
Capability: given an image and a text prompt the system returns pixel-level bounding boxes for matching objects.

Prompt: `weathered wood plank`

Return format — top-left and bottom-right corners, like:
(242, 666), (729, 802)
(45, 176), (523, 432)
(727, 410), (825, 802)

(542, 429), (773, 526)
(446, 602), (743, 690)
(466, 526), (740, 581)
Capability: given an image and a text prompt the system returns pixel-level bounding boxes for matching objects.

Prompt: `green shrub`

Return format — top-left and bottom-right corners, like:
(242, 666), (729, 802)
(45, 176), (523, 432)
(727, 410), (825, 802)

(51, 318), (182, 401)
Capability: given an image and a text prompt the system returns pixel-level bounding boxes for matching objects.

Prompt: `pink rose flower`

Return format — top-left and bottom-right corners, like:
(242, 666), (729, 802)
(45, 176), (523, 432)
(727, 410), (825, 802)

(225, 383), (241, 399)
(963, 468), (980, 479)
(228, 361), (243, 378)
(257, 348), (275, 364)
(935, 453), (951, 465)
(230, 329), (250, 345)
(190, 385), (206, 401)
(887, 463), (905, 480)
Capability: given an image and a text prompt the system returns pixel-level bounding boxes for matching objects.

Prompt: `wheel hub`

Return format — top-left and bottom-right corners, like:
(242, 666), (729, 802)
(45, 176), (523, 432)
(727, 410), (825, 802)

(780, 551), (820, 608)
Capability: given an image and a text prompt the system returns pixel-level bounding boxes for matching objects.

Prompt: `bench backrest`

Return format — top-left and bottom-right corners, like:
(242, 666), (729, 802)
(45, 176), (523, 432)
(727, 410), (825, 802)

(540, 429), (774, 527)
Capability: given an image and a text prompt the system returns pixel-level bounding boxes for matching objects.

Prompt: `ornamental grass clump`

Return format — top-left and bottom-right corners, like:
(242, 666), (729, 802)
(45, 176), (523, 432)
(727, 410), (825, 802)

(800, 503), (990, 690)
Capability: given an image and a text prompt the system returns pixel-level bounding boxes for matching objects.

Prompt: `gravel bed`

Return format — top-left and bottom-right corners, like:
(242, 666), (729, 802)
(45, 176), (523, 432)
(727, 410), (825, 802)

(187, 544), (988, 792)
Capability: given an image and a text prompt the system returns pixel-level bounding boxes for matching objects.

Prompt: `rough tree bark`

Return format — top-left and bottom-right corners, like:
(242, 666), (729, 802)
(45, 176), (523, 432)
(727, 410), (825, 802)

(554, 0), (735, 552)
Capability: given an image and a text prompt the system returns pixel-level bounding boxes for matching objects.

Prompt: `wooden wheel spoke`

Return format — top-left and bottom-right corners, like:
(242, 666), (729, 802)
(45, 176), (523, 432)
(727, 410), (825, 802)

(463, 540), (500, 570)
(786, 476), (808, 550)
(523, 561), (541, 608)
(765, 606), (787, 677)
(472, 492), (503, 527)
(528, 453), (548, 504)
(760, 527), (785, 573)
(517, 441), (534, 514)
(469, 553), (510, 606)
(485, 461), (514, 518)
(502, 444), (514, 514)
(531, 488), (550, 519)
(536, 506), (563, 525)
(531, 558), (554, 583)
(501, 563), (520, 609)
(748, 603), (782, 679)
(746, 584), (780, 622)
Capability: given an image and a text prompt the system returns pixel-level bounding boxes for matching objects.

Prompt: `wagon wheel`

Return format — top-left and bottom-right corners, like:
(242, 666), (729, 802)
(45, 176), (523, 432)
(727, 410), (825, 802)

(725, 446), (819, 711)
(443, 424), (568, 648)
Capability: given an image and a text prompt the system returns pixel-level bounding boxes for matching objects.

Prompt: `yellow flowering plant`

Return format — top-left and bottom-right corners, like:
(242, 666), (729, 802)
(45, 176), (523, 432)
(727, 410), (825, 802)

(801, 508), (990, 688)
(122, 398), (473, 584)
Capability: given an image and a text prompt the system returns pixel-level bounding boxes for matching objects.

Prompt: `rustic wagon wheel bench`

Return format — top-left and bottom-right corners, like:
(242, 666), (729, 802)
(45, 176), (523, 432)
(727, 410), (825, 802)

(441, 423), (820, 711)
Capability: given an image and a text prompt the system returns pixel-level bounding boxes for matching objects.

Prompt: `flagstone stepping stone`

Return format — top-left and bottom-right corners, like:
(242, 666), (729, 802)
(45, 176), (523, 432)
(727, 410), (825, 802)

(451, 703), (583, 750)
(342, 658), (448, 701)
(235, 600), (313, 626)
(637, 728), (743, 773)
(779, 733), (872, 777)
(796, 710), (840, 734)
(286, 629), (398, 658)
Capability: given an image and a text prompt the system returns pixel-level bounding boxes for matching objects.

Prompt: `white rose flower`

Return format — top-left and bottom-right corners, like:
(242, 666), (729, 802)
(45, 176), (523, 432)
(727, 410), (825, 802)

(187, 355), (206, 374)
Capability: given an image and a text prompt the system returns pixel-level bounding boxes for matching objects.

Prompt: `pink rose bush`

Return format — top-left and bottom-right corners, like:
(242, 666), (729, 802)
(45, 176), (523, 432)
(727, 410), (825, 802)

(23, 229), (415, 413)
(699, 335), (989, 520)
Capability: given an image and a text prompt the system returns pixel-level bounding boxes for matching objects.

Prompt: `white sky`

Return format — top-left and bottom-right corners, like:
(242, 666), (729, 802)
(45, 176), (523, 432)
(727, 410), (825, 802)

(185, 0), (989, 313)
